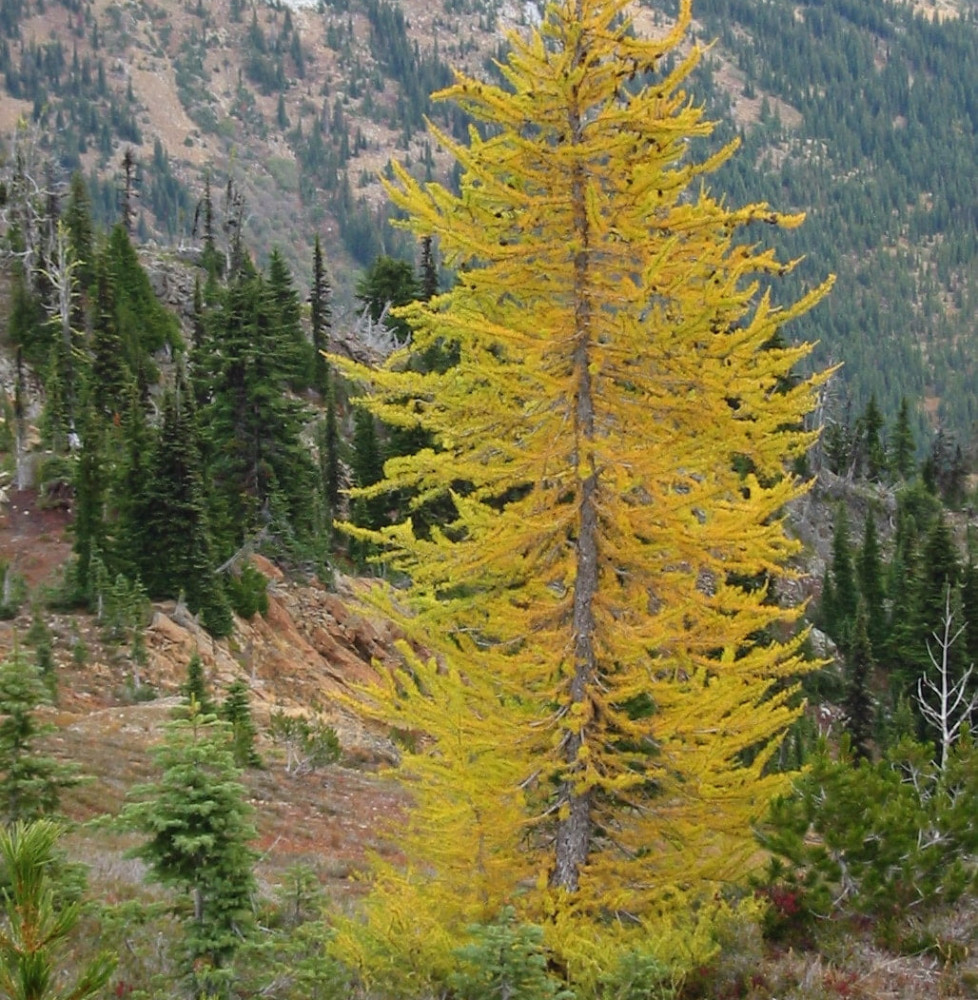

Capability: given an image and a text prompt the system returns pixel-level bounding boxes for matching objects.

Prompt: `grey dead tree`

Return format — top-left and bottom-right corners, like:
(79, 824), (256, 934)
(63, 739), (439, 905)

(916, 586), (978, 770)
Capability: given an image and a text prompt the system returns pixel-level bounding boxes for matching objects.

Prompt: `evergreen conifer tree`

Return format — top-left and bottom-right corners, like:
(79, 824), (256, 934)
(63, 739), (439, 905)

(221, 680), (262, 769)
(181, 652), (216, 717)
(860, 394), (886, 482)
(319, 387), (342, 517)
(354, 255), (419, 344)
(844, 605), (875, 761)
(887, 531), (927, 698)
(267, 248), (310, 390)
(920, 516), (960, 638)
(72, 402), (107, 599)
(309, 234), (332, 397)
(201, 270), (317, 551)
(829, 507), (859, 650)
(140, 381), (232, 637)
(114, 384), (155, 579)
(0, 820), (116, 1000)
(889, 397), (916, 481)
(63, 171), (95, 293)
(199, 172), (223, 279)
(89, 258), (129, 419)
(962, 560), (978, 672)
(119, 702), (257, 997)
(349, 406), (386, 537)
(24, 605), (55, 685)
(0, 645), (79, 824)
(103, 223), (181, 363)
(857, 511), (886, 656)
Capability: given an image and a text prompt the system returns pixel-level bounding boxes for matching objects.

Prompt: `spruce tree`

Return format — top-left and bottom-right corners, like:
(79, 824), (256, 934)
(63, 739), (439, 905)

(860, 394), (886, 482)
(119, 703), (257, 998)
(889, 397), (916, 481)
(844, 605), (875, 762)
(0, 646), (79, 824)
(72, 402), (107, 600)
(114, 385), (154, 580)
(89, 258), (129, 420)
(140, 381), (232, 637)
(319, 387), (342, 517)
(267, 248), (310, 390)
(201, 270), (317, 551)
(857, 512), (886, 656)
(887, 530), (927, 698)
(181, 652), (216, 717)
(354, 255), (419, 344)
(962, 560), (978, 673)
(63, 171), (95, 292)
(309, 234), (332, 397)
(829, 507), (859, 650)
(221, 680), (262, 769)
(920, 515), (960, 642)
(349, 406), (386, 536)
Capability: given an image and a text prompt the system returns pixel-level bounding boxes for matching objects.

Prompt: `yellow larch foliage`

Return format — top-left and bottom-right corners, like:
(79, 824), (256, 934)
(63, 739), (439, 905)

(331, 0), (832, 988)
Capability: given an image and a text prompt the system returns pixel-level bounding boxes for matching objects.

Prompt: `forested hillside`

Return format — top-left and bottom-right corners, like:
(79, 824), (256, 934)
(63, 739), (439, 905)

(689, 0), (978, 448)
(0, 0), (975, 446)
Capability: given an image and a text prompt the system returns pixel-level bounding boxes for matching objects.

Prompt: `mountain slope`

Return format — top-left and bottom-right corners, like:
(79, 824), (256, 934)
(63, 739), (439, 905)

(0, 0), (976, 441)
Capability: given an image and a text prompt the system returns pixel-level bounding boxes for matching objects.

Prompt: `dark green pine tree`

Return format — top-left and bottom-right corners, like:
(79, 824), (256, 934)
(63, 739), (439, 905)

(119, 704), (257, 998)
(63, 171), (96, 294)
(857, 511), (887, 656)
(309, 234), (332, 397)
(889, 397), (916, 481)
(24, 606), (55, 686)
(860, 394), (886, 482)
(355, 254), (419, 344)
(922, 427), (966, 507)
(199, 172), (223, 280)
(818, 567), (836, 638)
(89, 258), (129, 420)
(41, 340), (72, 454)
(104, 223), (181, 365)
(918, 515), (961, 675)
(350, 406), (386, 529)
(113, 385), (154, 579)
(829, 507), (859, 651)
(886, 530), (927, 699)
(318, 385), (341, 516)
(6, 272), (48, 371)
(221, 680), (262, 769)
(72, 402), (108, 600)
(201, 270), (317, 551)
(181, 652), (216, 717)
(266, 248), (311, 390)
(0, 645), (80, 824)
(192, 275), (207, 352)
(919, 516), (960, 627)
(843, 605), (875, 762)
(140, 379), (233, 637)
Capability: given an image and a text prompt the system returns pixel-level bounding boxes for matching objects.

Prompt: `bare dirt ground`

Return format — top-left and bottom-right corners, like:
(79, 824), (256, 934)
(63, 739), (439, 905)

(1, 487), (74, 589)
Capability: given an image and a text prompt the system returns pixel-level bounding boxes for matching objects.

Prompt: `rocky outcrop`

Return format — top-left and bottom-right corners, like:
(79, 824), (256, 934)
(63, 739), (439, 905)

(138, 559), (404, 764)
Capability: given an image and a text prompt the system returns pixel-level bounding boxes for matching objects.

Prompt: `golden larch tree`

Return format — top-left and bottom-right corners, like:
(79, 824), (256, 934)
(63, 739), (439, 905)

(332, 0), (832, 987)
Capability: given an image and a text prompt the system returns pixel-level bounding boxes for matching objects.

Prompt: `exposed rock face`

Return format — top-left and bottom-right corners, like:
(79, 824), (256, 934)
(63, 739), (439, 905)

(139, 560), (404, 764)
